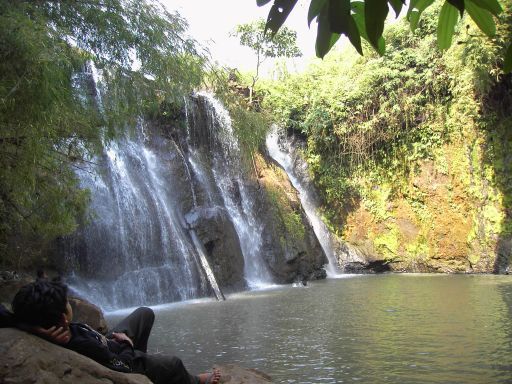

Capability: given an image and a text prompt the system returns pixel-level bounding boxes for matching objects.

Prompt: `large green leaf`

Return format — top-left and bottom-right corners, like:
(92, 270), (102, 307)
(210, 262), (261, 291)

(328, 0), (362, 54)
(308, 0), (327, 27)
(365, 0), (388, 51)
(447, 0), (465, 16)
(315, 5), (341, 58)
(328, 0), (351, 33)
(504, 44), (512, 73)
(437, 1), (459, 50)
(407, 0), (419, 19)
(407, 0), (435, 31)
(264, 0), (298, 36)
(388, 0), (404, 17)
(352, 1), (386, 55)
(465, 0), (496, 37)
(257, 0), (272, 6)
(468, 0), (502, 15)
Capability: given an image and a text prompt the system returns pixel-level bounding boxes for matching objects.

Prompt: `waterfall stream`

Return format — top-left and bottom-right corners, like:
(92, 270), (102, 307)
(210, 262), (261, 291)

(266, 126), (342, 277)
(64, 67), (276, 308)
(67, 132), (212, 309)
(186, 92), (273, 289)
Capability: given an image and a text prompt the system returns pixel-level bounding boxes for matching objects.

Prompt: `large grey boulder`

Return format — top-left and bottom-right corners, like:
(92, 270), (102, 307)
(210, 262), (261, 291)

(185, 206), (246, 291)
(0, 328), (151, 384)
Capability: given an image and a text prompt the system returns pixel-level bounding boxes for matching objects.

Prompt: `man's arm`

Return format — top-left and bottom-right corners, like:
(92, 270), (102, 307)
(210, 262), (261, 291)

(68, 333), (134, 373)
(31, 326), (71, 344)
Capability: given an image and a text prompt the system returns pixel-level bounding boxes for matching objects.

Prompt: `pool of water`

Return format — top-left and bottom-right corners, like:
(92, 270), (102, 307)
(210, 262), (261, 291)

(107, 274), (512, 383)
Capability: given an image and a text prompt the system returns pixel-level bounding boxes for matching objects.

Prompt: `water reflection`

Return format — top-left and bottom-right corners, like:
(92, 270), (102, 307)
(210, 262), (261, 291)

(107, 275), (512, 383)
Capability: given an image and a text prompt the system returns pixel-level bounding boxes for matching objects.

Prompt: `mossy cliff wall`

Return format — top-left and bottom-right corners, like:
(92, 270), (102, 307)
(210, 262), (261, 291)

(342, 128), (511, 273)
(340, 63), (512, 273)
(261, 8), (512, 273)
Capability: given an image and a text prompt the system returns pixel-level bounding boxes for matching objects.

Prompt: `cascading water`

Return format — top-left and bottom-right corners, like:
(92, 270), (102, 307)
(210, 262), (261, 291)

(266, 126), (342, 277)
(185, 92), (273, 289)
(67, 128), (212, 309)
(64, 62), (280, 309)
(64, 65), (230, 309)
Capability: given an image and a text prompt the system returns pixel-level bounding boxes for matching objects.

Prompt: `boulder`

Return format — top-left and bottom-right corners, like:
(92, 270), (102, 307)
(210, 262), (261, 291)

(0, 328), (273, 384)
(185, 206), (246, 291)
(68, 296), (108, 334)
(0, 328), (151, 384)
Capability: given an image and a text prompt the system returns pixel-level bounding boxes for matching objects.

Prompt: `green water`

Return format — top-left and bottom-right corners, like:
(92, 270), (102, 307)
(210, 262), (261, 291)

(107, 274), (512, 383)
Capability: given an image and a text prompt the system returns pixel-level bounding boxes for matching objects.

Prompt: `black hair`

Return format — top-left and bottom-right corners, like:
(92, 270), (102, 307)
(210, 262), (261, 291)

(36, 268), (46, 279)
(11, 280), (68, 328)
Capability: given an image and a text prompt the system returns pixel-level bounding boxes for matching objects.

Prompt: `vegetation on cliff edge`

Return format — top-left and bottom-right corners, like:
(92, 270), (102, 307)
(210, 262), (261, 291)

(260, 4), (512, 272)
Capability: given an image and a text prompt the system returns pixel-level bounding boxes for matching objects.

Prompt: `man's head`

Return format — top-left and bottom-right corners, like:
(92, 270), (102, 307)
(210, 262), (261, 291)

(12, 280), (71, 328)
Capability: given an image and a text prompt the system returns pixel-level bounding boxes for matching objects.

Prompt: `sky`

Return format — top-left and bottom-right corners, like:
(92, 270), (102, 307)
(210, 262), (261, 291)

(161, 0), (319, 76)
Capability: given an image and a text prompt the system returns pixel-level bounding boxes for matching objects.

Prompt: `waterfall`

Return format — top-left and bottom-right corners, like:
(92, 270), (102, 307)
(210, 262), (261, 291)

(67, 129), (212, 310)
(266, 126), (342, 277)
(64, 62), (280, 308)
(64, 64), (230, 309)
(186, 92), (273, 289)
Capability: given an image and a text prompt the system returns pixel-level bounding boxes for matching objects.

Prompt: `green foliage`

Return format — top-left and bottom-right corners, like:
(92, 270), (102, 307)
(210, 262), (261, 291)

(231, 18), (301, 88)
(261, 5), (511, 266)
(437, 2), (459, 50)
(373, 224), (400, 260)
(258, 0), (509, 72)
(0, 0), (205, 268)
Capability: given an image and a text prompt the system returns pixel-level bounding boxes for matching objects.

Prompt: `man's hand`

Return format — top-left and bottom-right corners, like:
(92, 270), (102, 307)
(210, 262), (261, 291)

(34, 326), (71, 345)
(111, 332), (133, 347)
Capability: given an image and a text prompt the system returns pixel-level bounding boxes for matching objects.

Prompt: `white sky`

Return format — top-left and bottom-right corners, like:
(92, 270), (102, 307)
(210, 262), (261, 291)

(161, 0), (319, 76)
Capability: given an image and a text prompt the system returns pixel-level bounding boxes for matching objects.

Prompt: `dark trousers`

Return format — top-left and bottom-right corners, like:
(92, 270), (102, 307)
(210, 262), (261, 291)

(111, 307), (198, 384)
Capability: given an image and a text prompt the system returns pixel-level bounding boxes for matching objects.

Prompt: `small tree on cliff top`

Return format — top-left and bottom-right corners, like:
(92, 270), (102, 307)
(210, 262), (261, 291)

(231, 19), (302, 103)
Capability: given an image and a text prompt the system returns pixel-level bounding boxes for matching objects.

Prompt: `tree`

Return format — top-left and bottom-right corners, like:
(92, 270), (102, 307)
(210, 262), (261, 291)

(256, 0), (511, 73)
(231, 19), (302, 103)
(0, 0), (205, 268)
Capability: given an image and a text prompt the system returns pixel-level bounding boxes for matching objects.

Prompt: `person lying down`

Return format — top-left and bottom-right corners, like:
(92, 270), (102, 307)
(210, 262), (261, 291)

(10, 280), (221, 384)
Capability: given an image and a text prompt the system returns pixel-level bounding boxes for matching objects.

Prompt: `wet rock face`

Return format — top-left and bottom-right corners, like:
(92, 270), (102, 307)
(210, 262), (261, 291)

(185, 207), (246, 291)
(335, 242), (387, 273)
(57, 93), (330, 308)
(255, 154), (328, 283)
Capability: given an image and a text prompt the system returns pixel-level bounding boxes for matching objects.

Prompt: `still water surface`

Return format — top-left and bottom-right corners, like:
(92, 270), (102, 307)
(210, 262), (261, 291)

(107, 275), (512, 383)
